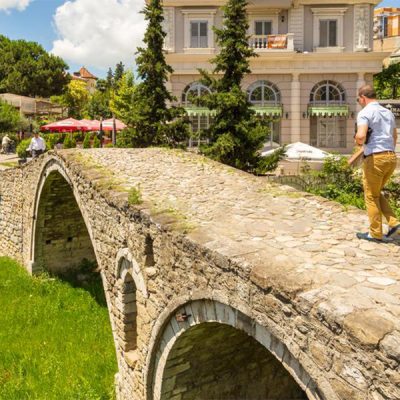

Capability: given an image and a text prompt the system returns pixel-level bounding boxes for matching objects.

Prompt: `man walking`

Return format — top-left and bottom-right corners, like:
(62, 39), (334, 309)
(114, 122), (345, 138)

(27, 131), (46, 158)
(355, 85), (399, 242)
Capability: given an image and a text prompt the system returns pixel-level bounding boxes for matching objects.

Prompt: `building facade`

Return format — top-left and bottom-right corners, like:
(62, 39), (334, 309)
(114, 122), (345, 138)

(163, 0), (389, 153)
(373, 7), (400, 65)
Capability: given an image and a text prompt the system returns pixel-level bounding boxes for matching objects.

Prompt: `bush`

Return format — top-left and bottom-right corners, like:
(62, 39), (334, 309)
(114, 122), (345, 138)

(73, 131), (84, 142)
(16, 139), (31, 159)
(63, 134), (76, 149)
(105, 143), (114, 148)
(116, 128), (135, 148)
(92, 134), (101, 148)
(45, 134), (60, 150)
(83, 133), (91, 149)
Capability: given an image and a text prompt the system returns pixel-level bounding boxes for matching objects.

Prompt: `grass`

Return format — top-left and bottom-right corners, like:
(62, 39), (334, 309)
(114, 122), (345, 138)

(0, 257), (117, 399)
(128, 186), (142, 205)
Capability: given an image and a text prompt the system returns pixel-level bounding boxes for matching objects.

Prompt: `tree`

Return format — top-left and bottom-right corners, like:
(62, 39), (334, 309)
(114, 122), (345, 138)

(0, 99), (27, 132)
(133, 0), (189, 147)
(374, 62), (400, 99)
(109, 71), (136, 124)
(113, 62), (125, 87)
(51, 80), (90, 119)
(106, 68), (114, 90)
(198, 0), (268, 171)
(0, 35), (69, 97)
(87, 90), (112, 120)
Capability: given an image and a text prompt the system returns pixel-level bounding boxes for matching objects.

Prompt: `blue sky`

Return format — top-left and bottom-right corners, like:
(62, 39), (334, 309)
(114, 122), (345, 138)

(0, 0), (397, 78)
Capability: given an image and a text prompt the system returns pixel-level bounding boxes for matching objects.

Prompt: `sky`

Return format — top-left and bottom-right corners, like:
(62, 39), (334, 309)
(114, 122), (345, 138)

(0, 0), (398, 78)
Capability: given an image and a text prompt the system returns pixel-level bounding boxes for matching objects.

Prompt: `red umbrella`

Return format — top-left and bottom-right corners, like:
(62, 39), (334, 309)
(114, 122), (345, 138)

(80, 119), (101, 131)
(41, 118), (91, 132)
(102, 118), (127, 131)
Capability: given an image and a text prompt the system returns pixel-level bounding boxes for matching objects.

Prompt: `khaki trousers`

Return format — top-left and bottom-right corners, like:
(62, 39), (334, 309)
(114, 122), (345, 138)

(362, 152), (399, 239)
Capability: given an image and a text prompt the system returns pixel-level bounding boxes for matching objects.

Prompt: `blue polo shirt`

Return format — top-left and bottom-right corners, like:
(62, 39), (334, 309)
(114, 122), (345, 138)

(357, 101), (396, 156)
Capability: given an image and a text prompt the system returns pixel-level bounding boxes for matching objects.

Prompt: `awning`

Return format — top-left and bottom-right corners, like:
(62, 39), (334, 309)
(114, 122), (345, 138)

(185, 107), (216, 117)
(184, 105), (282, 117)
(251, 106), (282, 117)
(308, 105), (349, 117)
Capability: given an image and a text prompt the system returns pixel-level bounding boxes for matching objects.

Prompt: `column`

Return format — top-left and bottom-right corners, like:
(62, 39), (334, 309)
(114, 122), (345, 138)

(290, 73), (301, 143)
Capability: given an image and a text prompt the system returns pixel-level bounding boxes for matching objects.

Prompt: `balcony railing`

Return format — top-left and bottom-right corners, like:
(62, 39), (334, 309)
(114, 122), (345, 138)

(248, 33), (294, 52)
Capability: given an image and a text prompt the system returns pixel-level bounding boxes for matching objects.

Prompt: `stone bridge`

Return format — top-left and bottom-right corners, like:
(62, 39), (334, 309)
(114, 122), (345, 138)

(0, 148), (399, 400)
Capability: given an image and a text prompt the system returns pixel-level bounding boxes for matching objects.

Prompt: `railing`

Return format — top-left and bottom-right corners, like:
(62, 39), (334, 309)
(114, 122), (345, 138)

(248, 33), (294, 51)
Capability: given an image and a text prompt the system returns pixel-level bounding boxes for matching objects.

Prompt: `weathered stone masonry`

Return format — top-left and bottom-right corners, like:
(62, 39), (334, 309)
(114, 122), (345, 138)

(0, 148), (400, 400)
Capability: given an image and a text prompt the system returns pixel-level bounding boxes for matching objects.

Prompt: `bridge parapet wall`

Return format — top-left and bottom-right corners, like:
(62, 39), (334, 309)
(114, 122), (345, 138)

(0, 149), (399, 400)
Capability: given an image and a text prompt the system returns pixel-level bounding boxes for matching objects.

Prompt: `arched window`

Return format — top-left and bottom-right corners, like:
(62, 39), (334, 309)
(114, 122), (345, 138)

(247, 81), (281, 106)
(182, 82), (211, 106)
(310, 80), (346, 105)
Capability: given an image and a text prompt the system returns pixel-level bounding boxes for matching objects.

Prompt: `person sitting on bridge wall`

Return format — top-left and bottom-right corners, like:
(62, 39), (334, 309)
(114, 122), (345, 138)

(355, 84), (399, 242)
(27, 131), (46, 159)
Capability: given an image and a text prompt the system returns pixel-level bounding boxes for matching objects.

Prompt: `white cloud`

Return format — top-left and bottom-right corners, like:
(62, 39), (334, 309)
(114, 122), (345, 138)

(51, 0), (146, 72)
(0, 0), (32, 12)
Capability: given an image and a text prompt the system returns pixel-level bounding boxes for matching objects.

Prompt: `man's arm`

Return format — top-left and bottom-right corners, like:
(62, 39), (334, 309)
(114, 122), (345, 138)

(355, 124), (369, 145)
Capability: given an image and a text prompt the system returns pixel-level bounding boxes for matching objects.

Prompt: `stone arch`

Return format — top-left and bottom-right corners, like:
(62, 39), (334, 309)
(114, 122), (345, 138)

(30, 158), (98, 275)
(147, 299), (332, 400)
(115, 248), (148, 368)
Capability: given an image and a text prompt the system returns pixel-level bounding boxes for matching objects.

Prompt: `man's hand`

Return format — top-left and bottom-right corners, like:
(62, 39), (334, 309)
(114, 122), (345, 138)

(355, 124), (368, 145)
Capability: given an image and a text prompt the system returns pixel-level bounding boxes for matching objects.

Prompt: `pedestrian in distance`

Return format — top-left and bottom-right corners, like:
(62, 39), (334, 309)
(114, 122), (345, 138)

(1, 134), (12, 154)
(28, 131), (46, 159)
(354, 84), (399, 242)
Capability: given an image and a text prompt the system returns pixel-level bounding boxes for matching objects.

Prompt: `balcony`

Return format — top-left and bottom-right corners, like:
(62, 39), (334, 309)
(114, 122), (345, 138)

(248, 33), (294, 52)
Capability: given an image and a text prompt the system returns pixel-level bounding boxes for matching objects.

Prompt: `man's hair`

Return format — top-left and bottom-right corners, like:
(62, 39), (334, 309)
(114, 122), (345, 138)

(358, 85), (376, 99)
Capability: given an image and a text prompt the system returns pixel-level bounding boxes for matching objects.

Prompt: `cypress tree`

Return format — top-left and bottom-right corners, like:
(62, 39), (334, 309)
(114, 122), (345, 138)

(133, 0), (188, 147)
(199, 0), (268, 171)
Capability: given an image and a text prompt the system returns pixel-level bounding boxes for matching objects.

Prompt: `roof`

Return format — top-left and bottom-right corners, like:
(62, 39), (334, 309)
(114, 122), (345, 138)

(73, 67), (97, 80)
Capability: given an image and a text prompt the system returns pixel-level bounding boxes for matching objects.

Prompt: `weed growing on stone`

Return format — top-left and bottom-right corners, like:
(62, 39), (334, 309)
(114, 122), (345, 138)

(0, 257), (117, 399)
(128, 186), (143, 205)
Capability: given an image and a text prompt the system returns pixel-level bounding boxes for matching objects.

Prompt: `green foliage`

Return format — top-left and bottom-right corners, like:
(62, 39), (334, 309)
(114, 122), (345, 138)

(0, 100), (27, 133)
(255, 145), (286, 175)
(113, 62), (125, 87)
(45, 134), (60, 150)
(128, 186), (142, 205)
(92, 134), (101, 148)
(0, 35), (69, 97)
(63, 134), (76, 149)
(116, 128), (135, 148)
(16, 139), (30, 159)
(134, 0), (189, 147)
(87, 89), (112, 120)
(83, 132), (92, 149)
(374, 62), (400, 99)
(109, 71), (136, 124)
(51, 80), (90, 119)
(0, 257), (116, 398)
(73, 131), (84, 142)
(197, 0), (265, 171)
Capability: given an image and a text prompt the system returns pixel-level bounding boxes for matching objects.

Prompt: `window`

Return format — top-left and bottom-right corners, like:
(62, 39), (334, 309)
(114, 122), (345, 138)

(319, 20), (337, 47)
(255, 21), (272, 36)
(190, 21), (208, 48)
(310, 117), (346, 148)
(310, 80), (346, 105)
(247, 81), (281, 106)
(182, 82), (211, 105)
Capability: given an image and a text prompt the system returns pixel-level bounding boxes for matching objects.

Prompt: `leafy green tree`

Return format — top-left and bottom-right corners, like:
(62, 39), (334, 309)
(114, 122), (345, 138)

(374, 62), (400, 99)
(0, 99), (27, 132)
(198, 0), (268, 171)
(0, 35), (69, 97)
(133, 0), (188, 147)
(87, 90), (112, 120)
(52, 80), (90, 119)
(113, 62), (125, 87)
(109, 71), (136, 124)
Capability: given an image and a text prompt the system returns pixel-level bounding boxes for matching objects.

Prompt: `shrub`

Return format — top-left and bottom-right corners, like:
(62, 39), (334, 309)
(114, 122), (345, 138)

(92, 134), (101, 148)
(45, 134), (59, 150)
(63, 134), (76, 149)
(255, 146), (286, 175)
(83, 133), (91, 149)
(116, 128), (135, 148)
(16, 139), (31, 159)
(105, 143), (114, 148)
(128, 186), (142, 205)
(73, 131), (84, 142)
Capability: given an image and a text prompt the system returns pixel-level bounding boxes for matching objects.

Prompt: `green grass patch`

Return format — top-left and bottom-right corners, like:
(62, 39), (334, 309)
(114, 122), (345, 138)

(0, 257), (117, 399)
(128, 186), (142, 205)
